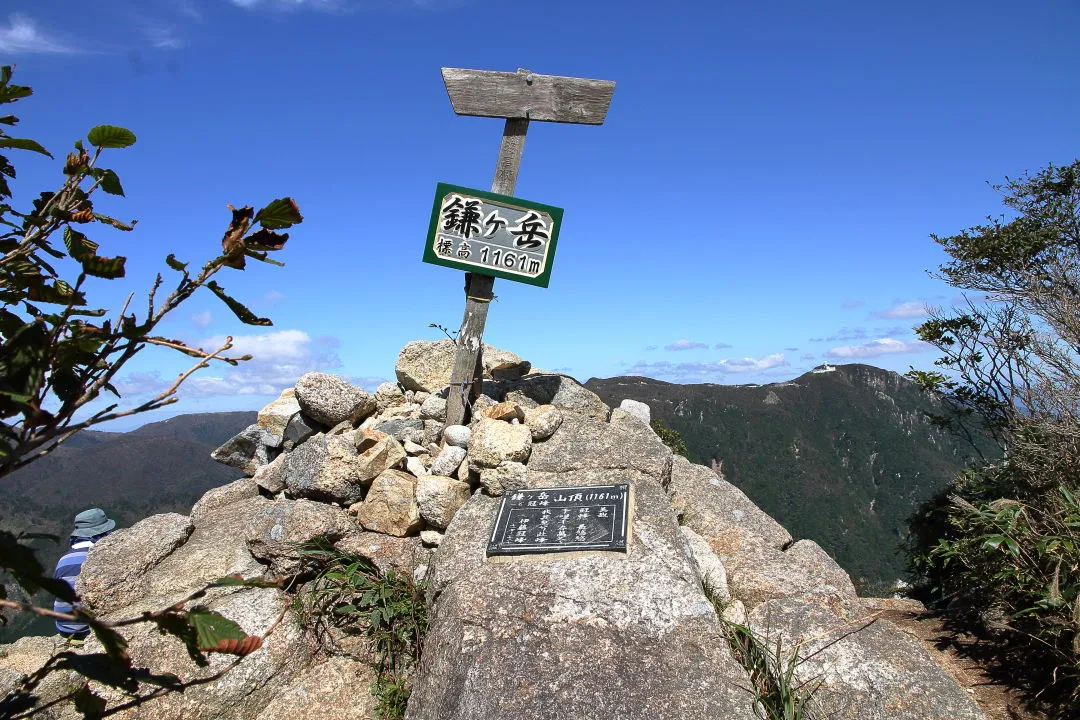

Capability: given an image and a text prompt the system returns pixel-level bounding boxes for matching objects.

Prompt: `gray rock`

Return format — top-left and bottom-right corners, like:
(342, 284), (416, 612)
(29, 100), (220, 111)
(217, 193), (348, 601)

(256, 656), (377, 720)
(420, 393), (447, 422)
(468, 418), (532, 468)
(395, 340), (529, 393)
(618, 398), (652, 425)
(528, 412), (673, 482)
(77, 513), (193, 616)
(406, 455), (428, 477)
(503, 373), (609, 421)
(406, 468), (755, 720)
(335, 531), (431, 579)
(253, 453), (288, 494)
(0, 635), (85, 719)
(211, 424), (280, 475)
(747, 597), (987, 720)
(192, 478), (259, 526)
(257, 389), (301, 439)
(353, 469), (423, 537)
(477, 460), (527, 496)
(284, 430), (406, 505)
(720, 535), (861, 615)
(422, 419), (444, 445)
(523, 404), (563, 440)
(295, 372), (377, 426)
(374, 381), (406, 411)
(82, 495), (270, 617)
(679, 525), (730, 604)
(420, 530), (444, 547)
(429, 444), (467, 477)
(283, 412), (321, 450)
(416, 474), (471, 530)
(375, 417), (426, 443)
(246, 498), (357, 577)
(88, 587), (315, 720)
(442, 424), (471, 448)
(668, 454), (791, 551)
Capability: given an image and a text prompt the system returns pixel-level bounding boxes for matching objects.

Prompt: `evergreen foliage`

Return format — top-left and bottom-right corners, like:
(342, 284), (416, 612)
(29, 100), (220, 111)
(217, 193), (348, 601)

(907, 160), (1080, 710)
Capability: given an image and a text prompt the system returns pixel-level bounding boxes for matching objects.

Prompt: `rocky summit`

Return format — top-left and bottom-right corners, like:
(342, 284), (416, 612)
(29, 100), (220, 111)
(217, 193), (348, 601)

(0, 341), (985, 720)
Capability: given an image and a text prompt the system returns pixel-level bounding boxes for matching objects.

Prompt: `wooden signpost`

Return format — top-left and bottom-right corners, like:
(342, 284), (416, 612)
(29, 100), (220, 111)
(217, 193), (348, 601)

(437, 67), (616, 426)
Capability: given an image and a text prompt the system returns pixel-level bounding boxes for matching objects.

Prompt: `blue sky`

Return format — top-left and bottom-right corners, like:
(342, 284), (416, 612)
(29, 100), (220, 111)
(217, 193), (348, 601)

(2, 0), (1078, 429)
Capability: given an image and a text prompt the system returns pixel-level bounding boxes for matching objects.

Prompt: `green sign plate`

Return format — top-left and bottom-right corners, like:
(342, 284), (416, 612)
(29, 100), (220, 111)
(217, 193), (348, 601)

(423, 183), (563, 288)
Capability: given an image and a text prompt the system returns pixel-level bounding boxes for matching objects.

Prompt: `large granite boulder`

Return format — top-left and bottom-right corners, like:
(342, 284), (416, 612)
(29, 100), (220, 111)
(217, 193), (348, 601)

(405, 466), (756, 720)
(0, 636), (83, 720)
(527, 411), (672, 481)
(257, 388), (301, 438)
(246, 498), (357, 576)
(256, 656), (377, 720)
(503, 373), (609, 421)
(667, 454), (791, 550)
(353, 469), (423, 537)
(747, 597), (986, 720)
(76, 513), (193, 614)
(294, 372), (376, 426)
(395, 340), (529, 393)
(211, 423), (281, 475)
(284, 430), (405, 504)
(416, 475), (471, 530)
(88, 587), (316, 720)
(467, 418), (532, 468)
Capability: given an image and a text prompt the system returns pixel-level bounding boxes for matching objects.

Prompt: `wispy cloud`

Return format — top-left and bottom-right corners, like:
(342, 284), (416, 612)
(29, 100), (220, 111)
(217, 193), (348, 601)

(875, 300), (929, 319)
(824, 337), (931, 360)
(228, 0), (345, 10)
(143, 24), (184, 49)
(622, 353), (789, 383)
(784, 347), (798, 352)
(800, 353), (815, 360)
(809, 326), (908, 343)
(190, 310), (213, 329)
(842, 299), (864, 310)
(714, 342), (732, 349)
(665, 339), (708, 352)
(173, 0), (203, 20)
(0, 13), (75, 54)
(643, 345), (658, 352)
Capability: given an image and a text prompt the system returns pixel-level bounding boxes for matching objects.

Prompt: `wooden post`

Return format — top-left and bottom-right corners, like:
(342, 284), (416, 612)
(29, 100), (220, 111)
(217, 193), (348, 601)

(440, 68), (615, 427)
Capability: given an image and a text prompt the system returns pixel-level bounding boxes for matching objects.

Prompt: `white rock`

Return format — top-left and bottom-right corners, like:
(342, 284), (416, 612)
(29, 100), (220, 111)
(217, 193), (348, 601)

(618, 399), (651, 425)
(443, 424), (472, 448)
(420, 530), (444, 547)
(468, 418), (532, 468)
(416, 475), (471, 530)
(429, 444), (467, 477)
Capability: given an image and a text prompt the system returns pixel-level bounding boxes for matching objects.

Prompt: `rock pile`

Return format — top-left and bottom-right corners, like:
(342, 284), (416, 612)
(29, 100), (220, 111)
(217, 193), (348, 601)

(0, 340), (986, 720)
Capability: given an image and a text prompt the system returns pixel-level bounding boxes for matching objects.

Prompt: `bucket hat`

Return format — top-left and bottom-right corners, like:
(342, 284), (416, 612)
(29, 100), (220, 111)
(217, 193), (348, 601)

(71, 508), (116, 538)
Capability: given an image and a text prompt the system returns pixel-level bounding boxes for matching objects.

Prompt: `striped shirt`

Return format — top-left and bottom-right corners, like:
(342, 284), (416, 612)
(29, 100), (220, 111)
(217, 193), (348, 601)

(53, 539), (95, 635)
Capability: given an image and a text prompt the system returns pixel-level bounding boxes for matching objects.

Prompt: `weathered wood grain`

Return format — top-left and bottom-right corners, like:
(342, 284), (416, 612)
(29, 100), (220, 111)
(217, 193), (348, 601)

(441, 68), (615, 125)
(444, 118), (530, 427)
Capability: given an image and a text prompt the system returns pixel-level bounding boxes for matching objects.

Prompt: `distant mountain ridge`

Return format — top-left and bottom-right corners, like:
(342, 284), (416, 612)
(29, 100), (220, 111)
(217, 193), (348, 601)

(586, 363), (990, 589)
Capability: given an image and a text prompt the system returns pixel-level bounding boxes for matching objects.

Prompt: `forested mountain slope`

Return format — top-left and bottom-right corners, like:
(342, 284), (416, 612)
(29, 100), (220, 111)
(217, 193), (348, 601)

(586, 364), (991, 588)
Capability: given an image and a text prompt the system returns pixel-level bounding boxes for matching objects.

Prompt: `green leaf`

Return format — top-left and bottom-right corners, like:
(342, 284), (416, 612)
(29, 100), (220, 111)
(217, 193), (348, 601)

(1003, 536), (1020, 556)
(165, 253), (188, 272)
(82, 254), (127, 279)
(64, 226), (99, 261)
(206, 281), (271, 326)
(188, 607), (246, 650)
(87, 125), (137, 149)
(254, 197), (303, 230)
(982, 534), (1004, 550)
(91, 622), (131, 665)
(88, 167), (124, 196)
(0, 137), (52, 158)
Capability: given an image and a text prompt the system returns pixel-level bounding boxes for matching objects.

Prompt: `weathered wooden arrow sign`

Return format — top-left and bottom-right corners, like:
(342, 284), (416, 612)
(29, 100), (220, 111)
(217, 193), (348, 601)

(434, 67), (616, 427)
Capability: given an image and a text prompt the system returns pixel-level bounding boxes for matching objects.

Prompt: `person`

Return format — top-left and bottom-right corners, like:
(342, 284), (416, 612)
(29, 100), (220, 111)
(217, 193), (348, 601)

(53, 508), (116, 644)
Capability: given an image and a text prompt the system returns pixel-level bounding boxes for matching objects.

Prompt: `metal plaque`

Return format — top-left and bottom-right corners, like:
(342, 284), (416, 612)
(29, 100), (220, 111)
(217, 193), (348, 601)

(423, 183), (563, 288)
(486, 484), (631, 557)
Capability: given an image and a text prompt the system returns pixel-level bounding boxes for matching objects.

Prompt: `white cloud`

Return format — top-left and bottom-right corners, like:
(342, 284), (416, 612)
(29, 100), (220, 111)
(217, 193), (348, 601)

(824, 337), (931, 359)
(875, 301), (929, 319)
(714, 342), (732, 349)
(173, 0), (203, 20)
(623, 353), (788, 383)
(643, 345), (658, 352)
(173, 329), (344, 397)
(144, 25), (184, 49)
(0, 14), (75, 54)
(191, 310), (213, 329)
(228, 0), (344, 10)
(260, 289), (287, 305)
(665, 339), (708, 352)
